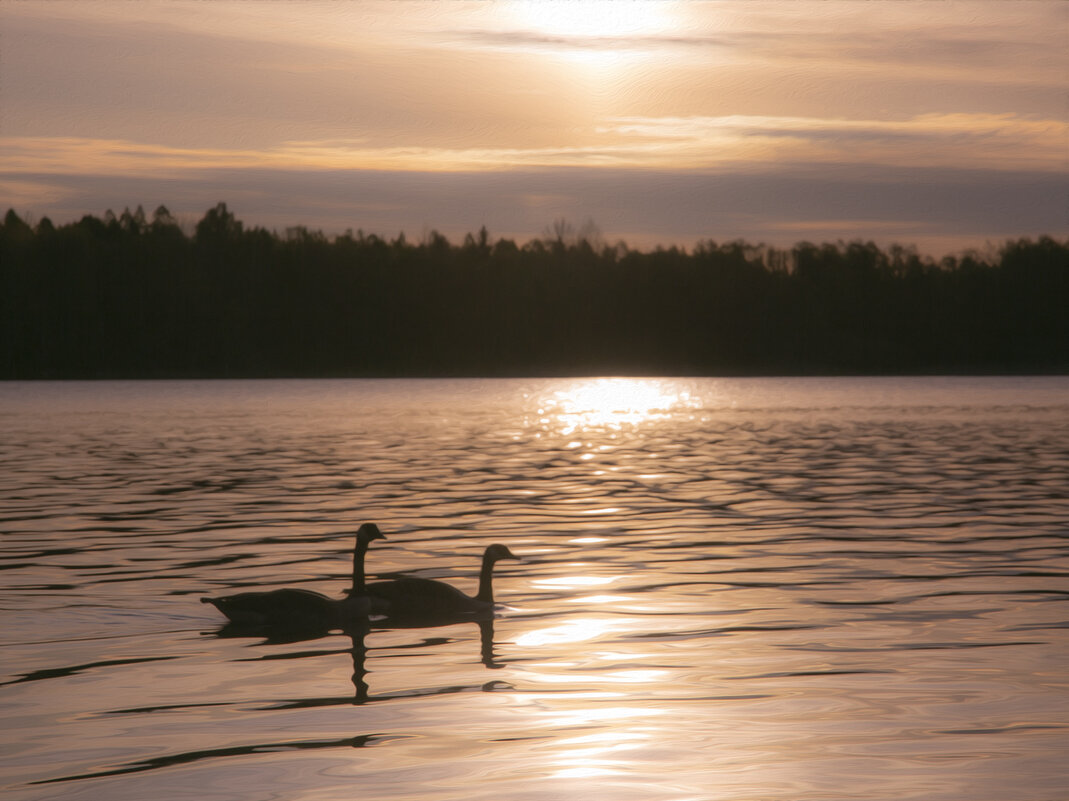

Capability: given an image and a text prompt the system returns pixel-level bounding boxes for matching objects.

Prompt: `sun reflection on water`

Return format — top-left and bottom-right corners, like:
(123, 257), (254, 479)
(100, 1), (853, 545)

(549, 730), (652, 779)
(545, 705), (666, 727)
(522, 667), (667, 685)
(515, 616), (620, 647)
(533, 575), (620, 589)
(544, 377), (697, 433)
(565, 593), (631, 605)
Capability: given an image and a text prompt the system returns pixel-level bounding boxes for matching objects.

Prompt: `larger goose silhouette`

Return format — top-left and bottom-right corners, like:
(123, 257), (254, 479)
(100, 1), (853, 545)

(201, 522), (385, 629)
(367, 543), (519, 622)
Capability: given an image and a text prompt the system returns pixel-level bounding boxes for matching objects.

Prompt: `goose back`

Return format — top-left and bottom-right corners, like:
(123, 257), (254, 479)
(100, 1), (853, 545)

(367, 544), (518, 622)
(201, 588), (338, 627)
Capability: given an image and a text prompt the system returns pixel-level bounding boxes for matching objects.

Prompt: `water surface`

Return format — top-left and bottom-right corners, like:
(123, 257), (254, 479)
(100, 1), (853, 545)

(2, 377), (1067, 800)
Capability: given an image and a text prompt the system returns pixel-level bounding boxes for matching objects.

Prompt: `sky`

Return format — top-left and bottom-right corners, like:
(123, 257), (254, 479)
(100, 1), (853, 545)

(1, 0), (1065, 255)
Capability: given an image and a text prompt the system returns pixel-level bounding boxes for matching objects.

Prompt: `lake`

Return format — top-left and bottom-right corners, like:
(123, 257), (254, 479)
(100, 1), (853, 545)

(1, 377), (1067, 800)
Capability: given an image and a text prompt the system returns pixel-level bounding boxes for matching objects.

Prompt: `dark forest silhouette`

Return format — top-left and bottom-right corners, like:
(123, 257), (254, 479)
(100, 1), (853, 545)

(1, 203), (1066, 378)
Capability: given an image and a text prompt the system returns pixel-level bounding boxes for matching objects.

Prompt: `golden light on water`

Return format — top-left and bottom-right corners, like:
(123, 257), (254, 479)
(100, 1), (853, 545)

(547, 378), (696, 432)
(552, 766), (619, 779)
(540, 715), (663, 785)
(532, 575), (620, 589)
(602, 669), (669, 683)
(565, 594), (631, 605)
(522, 666), (668, 685)
(550, 730), (652, 779)
(515, 617), (619, 647)
(545, 705), (666, 727)
(558, 731), (650, 747)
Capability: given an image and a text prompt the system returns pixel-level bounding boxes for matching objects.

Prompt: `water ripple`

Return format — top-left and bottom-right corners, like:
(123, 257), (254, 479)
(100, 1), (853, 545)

(1, 377), (1067, 801)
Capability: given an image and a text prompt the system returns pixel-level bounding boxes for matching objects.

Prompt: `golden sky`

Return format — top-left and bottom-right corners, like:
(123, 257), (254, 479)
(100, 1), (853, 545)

(1, 0), (1065, 252)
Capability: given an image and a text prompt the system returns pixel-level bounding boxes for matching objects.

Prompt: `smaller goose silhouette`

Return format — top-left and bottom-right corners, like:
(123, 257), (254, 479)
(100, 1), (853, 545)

(367, 543), (519, 622)
(201, 522), (385, 629)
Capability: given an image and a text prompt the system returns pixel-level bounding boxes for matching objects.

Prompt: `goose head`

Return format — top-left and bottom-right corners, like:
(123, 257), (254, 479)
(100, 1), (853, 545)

(356, 522), (386, 546)
(485, 543), (519, 564)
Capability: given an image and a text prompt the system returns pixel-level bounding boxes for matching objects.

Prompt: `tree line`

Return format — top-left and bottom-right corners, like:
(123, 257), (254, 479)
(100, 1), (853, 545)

(1, 203), (1066, 378)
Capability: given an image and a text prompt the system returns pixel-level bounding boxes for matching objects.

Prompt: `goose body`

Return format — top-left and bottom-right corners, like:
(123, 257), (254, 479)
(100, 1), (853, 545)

(201, 523), (385, 629)
(367, 543), (518, 621)
(200, 587), (367, 628)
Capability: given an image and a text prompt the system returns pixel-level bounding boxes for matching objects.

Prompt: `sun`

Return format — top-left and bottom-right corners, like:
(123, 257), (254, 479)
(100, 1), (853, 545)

(509, 0), (674, 40)
(493, 1), (682, 75)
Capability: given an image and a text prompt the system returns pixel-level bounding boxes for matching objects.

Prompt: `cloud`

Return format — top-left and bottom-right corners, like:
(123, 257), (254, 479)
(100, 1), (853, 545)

(445, 28), (722, 54)
(601, 113), (1068, 171)
(0, 179), (69, 208)
(696, 3), (1067, 76)
(5, 109), (1061, 180)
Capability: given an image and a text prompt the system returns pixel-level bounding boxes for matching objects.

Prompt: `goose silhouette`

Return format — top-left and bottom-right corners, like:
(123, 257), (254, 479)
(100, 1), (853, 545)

(201, 522), (385, 629)
(367, 543), (519, 622)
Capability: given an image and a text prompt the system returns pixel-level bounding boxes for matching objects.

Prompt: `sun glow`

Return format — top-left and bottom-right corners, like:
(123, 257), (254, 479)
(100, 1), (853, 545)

(509, 0), (674, 41)
(503, 0), (678, 69)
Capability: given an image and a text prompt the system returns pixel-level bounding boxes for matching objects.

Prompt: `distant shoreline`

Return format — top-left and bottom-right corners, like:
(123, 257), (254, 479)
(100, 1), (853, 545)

(6, 368), (1067, 382)
(4, 205), (1066, 380)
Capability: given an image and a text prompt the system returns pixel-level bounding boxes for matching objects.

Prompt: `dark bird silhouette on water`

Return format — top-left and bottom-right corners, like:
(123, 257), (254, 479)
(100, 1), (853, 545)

(367, 543), (520, 623)
(200, 522), (385, 629)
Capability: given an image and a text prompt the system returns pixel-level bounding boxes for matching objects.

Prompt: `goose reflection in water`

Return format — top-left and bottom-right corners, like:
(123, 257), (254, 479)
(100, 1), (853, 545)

(212, 617), (506, 703)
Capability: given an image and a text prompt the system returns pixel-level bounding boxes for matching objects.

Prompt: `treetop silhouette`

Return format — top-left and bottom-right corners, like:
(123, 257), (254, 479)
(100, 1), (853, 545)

(1, 204), (1065, 378)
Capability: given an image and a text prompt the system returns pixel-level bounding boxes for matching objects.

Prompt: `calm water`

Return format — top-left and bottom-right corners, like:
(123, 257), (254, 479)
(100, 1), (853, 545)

(1, 377), (1067, 801)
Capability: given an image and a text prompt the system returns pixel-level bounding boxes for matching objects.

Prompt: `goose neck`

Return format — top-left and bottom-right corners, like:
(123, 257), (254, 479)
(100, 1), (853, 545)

(476, 549), (496, 603)
(351, 539), (370, 595)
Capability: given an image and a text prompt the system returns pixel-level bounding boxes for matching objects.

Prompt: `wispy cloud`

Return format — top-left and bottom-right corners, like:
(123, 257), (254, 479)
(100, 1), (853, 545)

(601, 113), (1068, 171)
(0, 137), (631, 174)
(4, 111), (1061, 179)
(444, 28), (721, 54)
